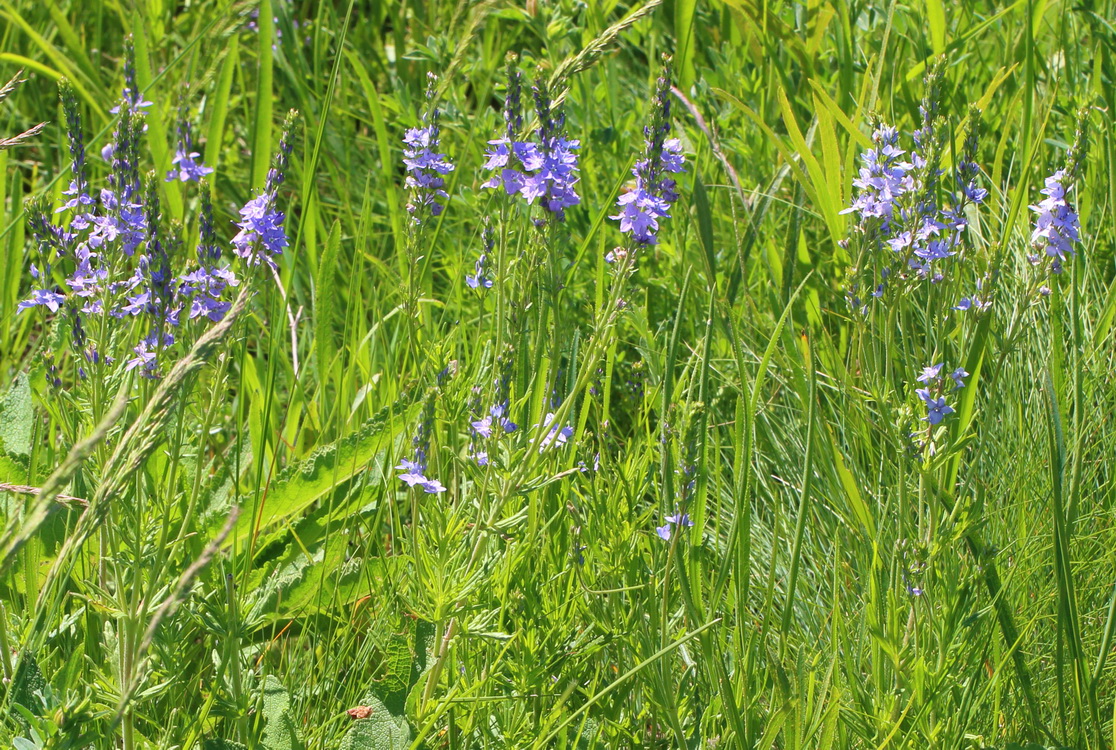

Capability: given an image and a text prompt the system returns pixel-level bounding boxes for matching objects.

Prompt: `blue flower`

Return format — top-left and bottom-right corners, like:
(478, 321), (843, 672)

(18, 288), (66, 313)
(842, 125), (910, 228)
(471, 402), (517, 439)
(612, 188), (671, 246)
(533, 412), (573, 452)
(916, 388), (954, 425)
(58, 81), (94, 214)
(666, 512), (693, 528)
(916, 363), (943, 383)
(481, 74), (580, 221)
(178, 186), (237, 322)
(232, 194), (288, 267)
(166, 118), (213, 183)
(396, 399), (446, 493)
(656, 511), (694, 541)
(232, 113), (295, 268)
(403, 83), (454, 225)
(611, 70), (686, 248)
(1030, 169), (1080, 266)
(110, 38), (154, 115)
(950, 367), (968, 390)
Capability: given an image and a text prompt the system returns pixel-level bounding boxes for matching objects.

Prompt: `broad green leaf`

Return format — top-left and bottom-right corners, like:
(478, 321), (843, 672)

(0, 372), (33, 457)
(10, 651), (47, 714)
(204, 34), (239, 172)
(692, 170), (717, 286)
(926, 0), (947, 54)
(261, 675), (303, 750)
(339, 692), (412, 750)
(222, 394), (421, 549)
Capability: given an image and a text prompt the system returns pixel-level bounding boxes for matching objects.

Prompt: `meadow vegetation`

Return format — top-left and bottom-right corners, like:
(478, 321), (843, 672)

(1, 0), (1115, 747)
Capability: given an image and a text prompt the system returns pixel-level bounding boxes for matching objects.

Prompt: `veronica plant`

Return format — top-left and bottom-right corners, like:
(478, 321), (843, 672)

(607, 57), (686, 267)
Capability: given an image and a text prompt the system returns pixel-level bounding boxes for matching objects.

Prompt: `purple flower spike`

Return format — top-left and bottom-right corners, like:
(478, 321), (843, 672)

(481, 70), (580, 221)
(111, 38), (154, 115)
(611, 65), (685, 248)
(232, 111), (295, 268)
(397, 398), (445, 493)
(1030, 169), (1080, 264)
(403, 77), (454, 225)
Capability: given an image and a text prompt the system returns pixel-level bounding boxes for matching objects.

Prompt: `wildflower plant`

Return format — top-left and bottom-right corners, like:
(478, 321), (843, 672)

(608, 57), (686, 264)
(482, 67), (580, 220)
(6, 9), (1116, 750)
(166, 99), (214, 183)
(6, 35), (298, 750)
(1028, 108), (1089, 285)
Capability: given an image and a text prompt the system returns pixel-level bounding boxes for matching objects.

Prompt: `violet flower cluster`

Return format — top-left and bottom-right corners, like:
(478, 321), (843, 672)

(467, 350), (517, 466)
(18, 45), (294, 383)
(397, 400), (447, 493)
(610, 65), (686, 248)
(914, 362), (966, 427)
(403, 75), (454, 224)
(842, 89), (988, 308)
(180, 186), (239, 322)
(166, 112), (213, 183)
(482, 69), (580, 220)
(1025, 109), (1090, 289)
(232, 111), (296, 269)
(110, 37), (153, 116)
(1028, 169), (1080, 274)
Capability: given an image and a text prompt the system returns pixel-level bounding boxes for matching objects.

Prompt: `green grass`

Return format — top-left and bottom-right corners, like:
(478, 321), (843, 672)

(1, 0), (1115, 748)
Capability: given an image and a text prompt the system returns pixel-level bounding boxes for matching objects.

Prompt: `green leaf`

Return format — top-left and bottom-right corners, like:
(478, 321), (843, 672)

(674, 0), (697, 89)
(692, 170), (717, 285)
(0, 450), (29, 486)
(204, 35), (239, 172)
(339, 692), (412, 750)
(202, 741), (248, 750)
(221, 394), (421, 549)
(0, 372), (33, 457)
(261, 675), (303, 750)
(926, 0), (947, 54)
(10, 651), (47, 714)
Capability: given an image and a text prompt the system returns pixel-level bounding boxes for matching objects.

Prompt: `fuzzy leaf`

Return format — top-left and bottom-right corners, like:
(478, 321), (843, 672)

(217, 393), (420, 549)
(0, 373), (34, 457)
(261, 675), (303, 750)
(339, 692), (412, 750)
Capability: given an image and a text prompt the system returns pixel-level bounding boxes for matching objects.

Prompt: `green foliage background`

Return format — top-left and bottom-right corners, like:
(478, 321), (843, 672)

(1, 0), (1115, 747)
